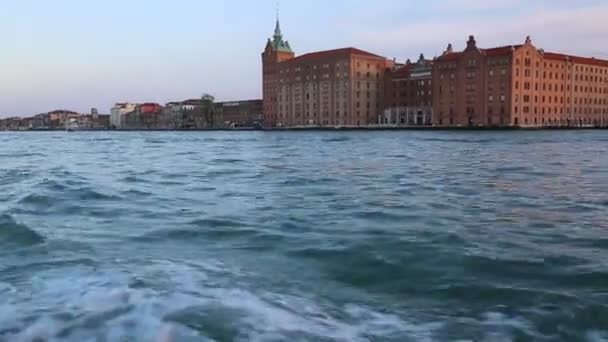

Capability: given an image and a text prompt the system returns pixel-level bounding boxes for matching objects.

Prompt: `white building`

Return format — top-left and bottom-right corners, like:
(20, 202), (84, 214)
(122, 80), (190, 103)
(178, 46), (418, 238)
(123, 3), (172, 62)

(110, 103), (138, 129)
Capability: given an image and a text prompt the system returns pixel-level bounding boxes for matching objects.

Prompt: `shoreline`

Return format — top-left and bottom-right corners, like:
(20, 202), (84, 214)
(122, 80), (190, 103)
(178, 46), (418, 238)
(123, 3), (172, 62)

(1, 126), (607, 132)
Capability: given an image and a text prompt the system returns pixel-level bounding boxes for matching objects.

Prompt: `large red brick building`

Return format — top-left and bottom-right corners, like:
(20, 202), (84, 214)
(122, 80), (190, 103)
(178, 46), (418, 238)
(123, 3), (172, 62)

(383, 54), (434, 126)
(433, 35), (608, 127)
(262, 19), (393, 127)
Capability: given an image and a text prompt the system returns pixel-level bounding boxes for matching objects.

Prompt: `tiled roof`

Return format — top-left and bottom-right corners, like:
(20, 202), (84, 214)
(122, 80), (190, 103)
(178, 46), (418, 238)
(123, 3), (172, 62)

(387, 64), (413, 78)
(437, 45), (521, 62)
(544, 52), (608, 67)
(289, 47), (386, 62)
(48, 110), (79, 115)
(483, 45), (522, 56)
(436, 52), (462, 62)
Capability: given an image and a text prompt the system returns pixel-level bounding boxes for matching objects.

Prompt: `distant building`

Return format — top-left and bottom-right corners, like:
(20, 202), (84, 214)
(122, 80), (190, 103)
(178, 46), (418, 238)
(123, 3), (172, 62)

(262, 17), (394, 128)
(164, 98), (215, 129)
(47, 110), (80, 129)
(214, 100), (262, 128)
(383, 54), (433, 126)
(111, 103), (138, 129)
(123, 103), (164, 129)
(433, 35), (608, 127)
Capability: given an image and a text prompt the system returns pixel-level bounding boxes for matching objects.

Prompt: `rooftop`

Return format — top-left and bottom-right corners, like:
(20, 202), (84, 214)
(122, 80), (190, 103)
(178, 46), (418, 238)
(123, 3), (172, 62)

(289, 47), (386, 63)
(544, 52), (608, 67)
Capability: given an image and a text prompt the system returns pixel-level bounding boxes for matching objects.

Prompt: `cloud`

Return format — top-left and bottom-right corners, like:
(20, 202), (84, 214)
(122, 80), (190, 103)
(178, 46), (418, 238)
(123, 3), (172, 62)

(346, 2), (608, 60)
(439, 0), (526, 11)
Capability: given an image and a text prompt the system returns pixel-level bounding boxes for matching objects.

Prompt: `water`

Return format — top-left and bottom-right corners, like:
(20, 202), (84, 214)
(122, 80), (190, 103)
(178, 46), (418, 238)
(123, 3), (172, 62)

(0, 131), (607, 341)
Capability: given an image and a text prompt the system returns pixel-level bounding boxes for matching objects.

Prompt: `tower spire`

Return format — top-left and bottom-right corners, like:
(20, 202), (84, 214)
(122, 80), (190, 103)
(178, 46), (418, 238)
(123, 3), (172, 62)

(274, 2), (282, 39)
(268, 3), (292, 53)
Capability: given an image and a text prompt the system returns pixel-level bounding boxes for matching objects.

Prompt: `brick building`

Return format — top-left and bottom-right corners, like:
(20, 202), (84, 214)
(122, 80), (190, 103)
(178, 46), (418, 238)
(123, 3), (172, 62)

(262, 19), (295, 128)
(262, 18), (393, 127)
(433, 35), (608, 127)
(383, 54), (433, 126)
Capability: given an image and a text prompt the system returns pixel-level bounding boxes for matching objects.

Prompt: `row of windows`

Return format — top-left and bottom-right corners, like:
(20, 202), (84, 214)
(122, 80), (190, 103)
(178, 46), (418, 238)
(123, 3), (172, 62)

(515, 59), (608, 74)
(277, 111), (372, 119)
(357, 62), (383, 70)
(356, 71), (380, 78)
(515, 68), (608, 82)
(276, 119), (368, 126)
(515, 81), (608, 93)
(388, 102), (433, 107)
(280, 63), (347, 74)
(392, 90), (432, 97)
(435, 115), (607, 127)
(392, 80), (432, 87)
(515, 117), (607, 126)
(438, 58), (510, 69)
(515, 94), (607, 105)
(514, 106), (608, 115)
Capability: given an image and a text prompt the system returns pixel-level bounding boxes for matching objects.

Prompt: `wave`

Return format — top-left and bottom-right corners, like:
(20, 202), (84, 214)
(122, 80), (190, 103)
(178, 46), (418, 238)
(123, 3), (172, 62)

(417, 137), (498, 144)
(0, 152), (46, 158)
(19, 187), (119, 205)
(134, 219), (258, 242)
(322, 136), (352, 143)
(3, 283), (422, 341)
(144, 138), (167, 144)
(210, 158), (246, 165)
(76, 189), (121, 201)
(0, 214), (44, 248)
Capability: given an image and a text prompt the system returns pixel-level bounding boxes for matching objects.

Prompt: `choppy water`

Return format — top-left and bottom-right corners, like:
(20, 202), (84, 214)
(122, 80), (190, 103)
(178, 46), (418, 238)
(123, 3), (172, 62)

(0, 131), (607, 341)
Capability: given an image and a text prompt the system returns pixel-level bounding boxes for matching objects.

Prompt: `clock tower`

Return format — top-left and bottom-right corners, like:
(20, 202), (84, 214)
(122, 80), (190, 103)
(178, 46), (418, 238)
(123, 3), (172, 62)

(262, 16), (294, 128)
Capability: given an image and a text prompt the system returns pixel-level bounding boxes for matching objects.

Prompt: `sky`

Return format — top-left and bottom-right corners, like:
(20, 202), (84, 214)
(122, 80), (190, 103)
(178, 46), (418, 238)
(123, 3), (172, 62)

(1, 0), (608, 117)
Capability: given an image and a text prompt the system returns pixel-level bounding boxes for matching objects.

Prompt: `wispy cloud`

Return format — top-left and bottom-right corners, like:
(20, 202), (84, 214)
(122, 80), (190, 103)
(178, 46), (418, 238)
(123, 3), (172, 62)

(343, 1), (608, 60)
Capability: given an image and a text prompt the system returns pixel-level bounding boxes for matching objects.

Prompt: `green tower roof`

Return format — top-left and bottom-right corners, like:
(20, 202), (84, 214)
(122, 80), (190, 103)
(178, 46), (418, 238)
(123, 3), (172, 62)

(271, 17), (292, 53)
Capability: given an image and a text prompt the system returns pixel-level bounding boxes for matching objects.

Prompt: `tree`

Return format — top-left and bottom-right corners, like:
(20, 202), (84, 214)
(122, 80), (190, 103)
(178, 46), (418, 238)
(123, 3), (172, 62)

(201, 94), (215, 103)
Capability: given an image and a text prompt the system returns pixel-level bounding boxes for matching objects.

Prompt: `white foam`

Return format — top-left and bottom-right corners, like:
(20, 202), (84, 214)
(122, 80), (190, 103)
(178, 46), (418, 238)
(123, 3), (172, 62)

(196, 288), (438, 341)
(586, 330), (608, 342)
(1, 260), (439, 341)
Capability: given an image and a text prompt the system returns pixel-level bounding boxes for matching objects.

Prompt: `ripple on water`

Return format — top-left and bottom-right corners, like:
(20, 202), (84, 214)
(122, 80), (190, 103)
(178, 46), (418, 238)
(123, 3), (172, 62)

(1, 131), (608, 340)
(134, 218), (257, 243)
(0, 214), (44, 249)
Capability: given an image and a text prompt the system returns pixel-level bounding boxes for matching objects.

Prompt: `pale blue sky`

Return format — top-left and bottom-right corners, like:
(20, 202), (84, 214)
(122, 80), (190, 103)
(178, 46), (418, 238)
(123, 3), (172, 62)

(1, 0), (607, 116)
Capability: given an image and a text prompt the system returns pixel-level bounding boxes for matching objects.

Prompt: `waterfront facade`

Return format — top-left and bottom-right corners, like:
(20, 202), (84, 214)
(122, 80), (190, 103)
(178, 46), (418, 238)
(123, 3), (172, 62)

(383, 54), (433, 126)
(122, 103), (165, 129)
(110, 103), (138, 129)
(0, 110), (109, 131)
(214, 100), (263, 128)
(433, 35), (608, 127)
(262, 19), (392, 127)
(117, 96), (264, 129)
